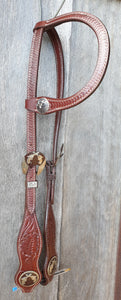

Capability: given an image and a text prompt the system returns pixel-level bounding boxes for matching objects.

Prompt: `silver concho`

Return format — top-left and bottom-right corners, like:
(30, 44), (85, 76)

(37, 98), (49, 114)
(47, 256), (58, 276)
(19, 271), (39, 287)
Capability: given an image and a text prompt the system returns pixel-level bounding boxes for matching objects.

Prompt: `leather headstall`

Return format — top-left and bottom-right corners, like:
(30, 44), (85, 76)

(15, 11), (110, 293)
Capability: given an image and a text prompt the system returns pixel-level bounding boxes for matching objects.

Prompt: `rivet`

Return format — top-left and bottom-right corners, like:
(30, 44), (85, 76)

(37, 98), (49, 114)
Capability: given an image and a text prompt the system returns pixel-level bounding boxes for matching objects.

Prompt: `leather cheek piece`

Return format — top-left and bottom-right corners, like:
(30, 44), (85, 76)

(25, 11), (110, 115)
(15, 25), (64, 292)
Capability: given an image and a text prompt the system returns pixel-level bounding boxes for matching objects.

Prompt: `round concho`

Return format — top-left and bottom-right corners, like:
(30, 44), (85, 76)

(47, 256), (58, 276)
(19, 271), (39, 287)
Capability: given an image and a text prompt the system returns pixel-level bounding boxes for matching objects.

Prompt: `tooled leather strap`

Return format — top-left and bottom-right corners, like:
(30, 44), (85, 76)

(15, 11), (109, 293)
(15, 27), (64, 292)
(25, 11), (109, 115)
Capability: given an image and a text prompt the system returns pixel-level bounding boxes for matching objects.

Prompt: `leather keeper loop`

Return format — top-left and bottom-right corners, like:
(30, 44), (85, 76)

(47, 173), (56, 181)
(46, 161), (56, 181)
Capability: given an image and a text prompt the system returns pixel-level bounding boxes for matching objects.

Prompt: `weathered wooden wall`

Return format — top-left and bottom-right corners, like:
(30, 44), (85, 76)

(0, 0), (121, 299)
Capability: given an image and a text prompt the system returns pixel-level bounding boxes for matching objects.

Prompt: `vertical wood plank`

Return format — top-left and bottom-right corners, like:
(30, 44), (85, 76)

(0, 1), (62, 299)
(0, 1), (46, 299)
(1, 0), (121, 299)
(0, 0), (73, 299)
(58, 1), (121, 300)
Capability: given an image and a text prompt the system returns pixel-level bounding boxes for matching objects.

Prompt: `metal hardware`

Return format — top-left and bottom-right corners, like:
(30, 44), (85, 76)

(37, 98), (49, 114)
(47, 256), (58, 276)
(19, 271), (39, 287)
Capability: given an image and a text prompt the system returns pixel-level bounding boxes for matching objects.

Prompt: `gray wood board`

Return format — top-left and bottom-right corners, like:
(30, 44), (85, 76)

(0, 0), (121, 299)
(58, 1), (121, 300)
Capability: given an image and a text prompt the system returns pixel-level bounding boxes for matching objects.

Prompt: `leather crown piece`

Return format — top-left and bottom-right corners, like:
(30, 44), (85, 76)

(15, 12), (110, 293)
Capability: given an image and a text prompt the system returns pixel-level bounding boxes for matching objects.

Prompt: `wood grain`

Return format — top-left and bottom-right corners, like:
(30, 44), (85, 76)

(58, 1), (121, 300)
(0, 0), (121, 299)
(0, 0), (68, 299)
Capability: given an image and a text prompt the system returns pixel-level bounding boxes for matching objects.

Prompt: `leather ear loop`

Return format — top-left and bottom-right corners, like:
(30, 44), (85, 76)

(40, 28), (64, 285)
(26, 12), (109, 114)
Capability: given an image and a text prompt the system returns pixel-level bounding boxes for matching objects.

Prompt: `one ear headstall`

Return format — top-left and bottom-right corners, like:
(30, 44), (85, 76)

(15, 12), (110, 292)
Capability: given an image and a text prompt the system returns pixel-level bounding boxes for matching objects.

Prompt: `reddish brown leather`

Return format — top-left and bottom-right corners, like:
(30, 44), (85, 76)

(15, 28), (44, 293)
(41, 28), (64, 285)
(25, 12), (109, 114)
(41, 161), (57, 285)
(15, 11), (110, 293)
(15, 26), (64, 292)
